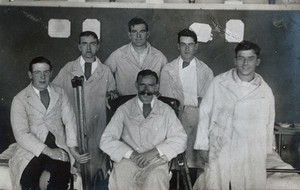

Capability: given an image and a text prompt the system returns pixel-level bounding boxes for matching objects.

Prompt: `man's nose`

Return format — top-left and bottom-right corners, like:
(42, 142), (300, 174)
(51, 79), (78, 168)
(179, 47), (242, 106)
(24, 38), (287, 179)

(41, 72), (45, 79)
(185, 45), (190, 51)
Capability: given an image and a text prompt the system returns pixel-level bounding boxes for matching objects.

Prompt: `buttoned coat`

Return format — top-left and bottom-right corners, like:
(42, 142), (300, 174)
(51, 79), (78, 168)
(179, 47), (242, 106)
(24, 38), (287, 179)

(104, 43), (167, 95)
(52, 57), (116, 181)
(9, 83), (77, 190)
(159, 56), (213, 167)
(194, 69), (275, 190)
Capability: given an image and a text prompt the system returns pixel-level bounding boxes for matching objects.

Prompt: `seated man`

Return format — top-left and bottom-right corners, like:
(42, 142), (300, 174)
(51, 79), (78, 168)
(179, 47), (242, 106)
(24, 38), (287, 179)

(9, 56), (89, 190)
(100, 69), (187, 190)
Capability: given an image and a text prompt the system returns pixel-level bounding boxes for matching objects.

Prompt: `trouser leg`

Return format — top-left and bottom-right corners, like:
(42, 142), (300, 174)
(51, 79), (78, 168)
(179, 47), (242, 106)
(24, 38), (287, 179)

(45, 156), (71, 190)
(20, 156), (44, 190)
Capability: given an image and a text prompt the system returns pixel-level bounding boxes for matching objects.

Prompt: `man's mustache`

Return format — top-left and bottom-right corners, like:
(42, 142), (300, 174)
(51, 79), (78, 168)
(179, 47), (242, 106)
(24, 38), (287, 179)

(139, 91), (154, 96)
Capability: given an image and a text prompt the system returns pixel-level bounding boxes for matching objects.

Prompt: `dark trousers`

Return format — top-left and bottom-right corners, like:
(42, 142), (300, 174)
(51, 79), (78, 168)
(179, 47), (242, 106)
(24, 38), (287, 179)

(20, 132), (71, 190)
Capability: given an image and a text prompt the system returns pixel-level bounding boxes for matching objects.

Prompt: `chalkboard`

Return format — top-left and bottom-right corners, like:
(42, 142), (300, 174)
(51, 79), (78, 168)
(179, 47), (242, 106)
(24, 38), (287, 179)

(0, 5), (299, 152)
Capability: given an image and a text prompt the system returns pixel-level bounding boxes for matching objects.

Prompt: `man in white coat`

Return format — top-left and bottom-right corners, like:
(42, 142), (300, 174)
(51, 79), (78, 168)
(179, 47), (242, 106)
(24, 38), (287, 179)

(160, 29), (214, 169)
(10, 56), (89, 190)
(104, 17), (168, 95)
(100, 69), (187, 190)
(53, 31), (117, 188)
(194, 41), (275, 190)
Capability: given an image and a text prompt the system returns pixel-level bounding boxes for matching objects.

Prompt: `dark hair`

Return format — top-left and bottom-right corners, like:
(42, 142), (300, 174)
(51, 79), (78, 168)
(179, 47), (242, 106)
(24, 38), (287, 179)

(128, 17), (148, 32)
(29, 56), (53, 72)
(235, 40), (261, 58)
(78, 31), (99, 44)
(136, 69), (158, 84)
(177, 29), (197, 43)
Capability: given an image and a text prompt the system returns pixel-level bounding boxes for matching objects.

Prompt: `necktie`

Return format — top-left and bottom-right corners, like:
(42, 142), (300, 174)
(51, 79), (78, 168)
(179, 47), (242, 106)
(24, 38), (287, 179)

(85, 62), (92, 80)
(143, 103), (152, 118)
(182, 61), (190, 69)
(40, 89), (50, 109)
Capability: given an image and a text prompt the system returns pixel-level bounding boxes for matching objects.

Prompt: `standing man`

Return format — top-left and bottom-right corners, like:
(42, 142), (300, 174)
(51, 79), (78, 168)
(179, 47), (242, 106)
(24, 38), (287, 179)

(53, 31), (117, 187)
(10, 56), (89, 190)
(160, 29), (214, 169)
(105, 17), (168, 95)
(193, 41), (275, 190)
(100, 70), (187, 190)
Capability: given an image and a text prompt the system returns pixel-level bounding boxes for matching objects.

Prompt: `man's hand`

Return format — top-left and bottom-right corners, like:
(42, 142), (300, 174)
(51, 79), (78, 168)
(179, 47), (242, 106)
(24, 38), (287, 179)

(42, 147), (69, 162)
(130, 149), (159, 168)
(107, 90), (119, 100)
(69, 147), (91, 164)
(198, 150), (209, 163)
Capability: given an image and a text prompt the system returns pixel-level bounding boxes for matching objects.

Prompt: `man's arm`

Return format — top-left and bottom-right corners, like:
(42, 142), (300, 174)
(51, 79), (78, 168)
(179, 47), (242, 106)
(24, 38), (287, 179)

(194, 79), (215, 151)
(100, 107), (133, 162)
(155, 108), (187, 161)
(10, 97), (47, 157)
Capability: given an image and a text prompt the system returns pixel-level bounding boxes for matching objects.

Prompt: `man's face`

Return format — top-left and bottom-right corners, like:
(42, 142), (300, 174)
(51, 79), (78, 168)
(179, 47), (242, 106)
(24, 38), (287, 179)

(78, 35), (99, 61)
(128, 24), (149, 48)
(177, 36), (198, 62)
(28, 63), (52, 91)
(234, 49), (260, 81)
(135, 75), (158, 104)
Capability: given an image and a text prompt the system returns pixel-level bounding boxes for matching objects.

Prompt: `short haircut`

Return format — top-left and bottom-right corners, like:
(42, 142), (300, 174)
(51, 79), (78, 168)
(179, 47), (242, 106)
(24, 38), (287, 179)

(128, 17), (148, 32)
(136, 69), (159, 84)
(235, 40), (261, 58)
(177, 29), (197, 43)
(78, 31), (99, 44)
(29, 56), (53, 72)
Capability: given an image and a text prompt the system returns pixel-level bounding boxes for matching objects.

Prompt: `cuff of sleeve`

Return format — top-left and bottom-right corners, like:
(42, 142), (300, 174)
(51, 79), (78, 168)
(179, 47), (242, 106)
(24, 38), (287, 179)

(193, 140), (209, 151)
(156, 147), (164, 157)
(124, 150), (133, 159)
(34, 144), (47, 157)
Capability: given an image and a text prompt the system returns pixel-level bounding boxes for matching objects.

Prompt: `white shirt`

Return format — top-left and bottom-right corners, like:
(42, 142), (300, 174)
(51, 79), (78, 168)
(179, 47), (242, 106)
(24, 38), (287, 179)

(79, 56), (98, 78)
(130, 43), (149, 67)
(124, 97), (163, 159)
(32, 85), (51, 99)
(179, 57), (198, 107)
(233, 70), (259, 97)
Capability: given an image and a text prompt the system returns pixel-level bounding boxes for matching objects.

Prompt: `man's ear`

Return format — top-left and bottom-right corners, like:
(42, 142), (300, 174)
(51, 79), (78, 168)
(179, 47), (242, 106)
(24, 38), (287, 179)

(78, 44), (82, 52)
(146, 31), (150, 39)
(28, 71), (33, 79)
(194, 43), (199, 50)
(135, 81), (138, 89)
(256, 58), (261, 66)
(128, 32), (132, 40)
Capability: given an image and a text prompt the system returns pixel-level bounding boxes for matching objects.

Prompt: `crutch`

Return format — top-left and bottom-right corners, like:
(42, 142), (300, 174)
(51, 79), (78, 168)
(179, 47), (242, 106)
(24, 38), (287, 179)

(71, 76), (90, 190)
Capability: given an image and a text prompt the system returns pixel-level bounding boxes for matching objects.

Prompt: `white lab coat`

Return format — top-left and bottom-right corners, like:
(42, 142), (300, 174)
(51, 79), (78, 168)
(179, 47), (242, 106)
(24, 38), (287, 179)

(194, 69), (275, 190)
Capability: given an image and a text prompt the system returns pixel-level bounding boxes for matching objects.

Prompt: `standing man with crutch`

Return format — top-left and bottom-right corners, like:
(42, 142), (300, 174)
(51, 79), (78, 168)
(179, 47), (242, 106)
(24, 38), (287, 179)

(53, 31), (117, 189)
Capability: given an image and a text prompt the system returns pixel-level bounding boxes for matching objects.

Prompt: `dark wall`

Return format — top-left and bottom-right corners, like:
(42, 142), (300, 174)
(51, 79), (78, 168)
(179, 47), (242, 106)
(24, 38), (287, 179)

(0, 6), (299, 152)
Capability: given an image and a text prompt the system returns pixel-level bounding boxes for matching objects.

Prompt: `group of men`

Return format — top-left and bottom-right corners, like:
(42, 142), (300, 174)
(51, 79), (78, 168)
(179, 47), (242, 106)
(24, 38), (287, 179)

(9, 16), (279, 190)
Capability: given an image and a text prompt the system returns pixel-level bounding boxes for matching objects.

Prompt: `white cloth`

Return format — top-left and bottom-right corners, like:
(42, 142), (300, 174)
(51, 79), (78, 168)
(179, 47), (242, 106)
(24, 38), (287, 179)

(100, 96), (187, 190)
(130, 43), (149, 67)
(9, 84), (78, 190)
(179, 57), (198, 107)
(160, 56), (214, 168)
(52, 56), (116, 184)
(194, 68), (275, 190)
(79, 56), (97, 77)
(105, 43), (167, 95)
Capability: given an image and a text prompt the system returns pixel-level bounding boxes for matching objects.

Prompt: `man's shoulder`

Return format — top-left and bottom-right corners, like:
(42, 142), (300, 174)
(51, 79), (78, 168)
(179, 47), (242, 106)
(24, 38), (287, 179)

(148, 44), (166, 56)
(59, 57), (80, 71)
(109, 44), (130, 56)
(164, 58), (179, 69)
(13, 85), (30, 99)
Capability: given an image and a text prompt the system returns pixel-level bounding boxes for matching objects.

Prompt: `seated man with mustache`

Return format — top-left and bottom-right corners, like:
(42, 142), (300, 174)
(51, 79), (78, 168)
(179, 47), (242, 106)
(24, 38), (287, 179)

(100, 69), (187, 190)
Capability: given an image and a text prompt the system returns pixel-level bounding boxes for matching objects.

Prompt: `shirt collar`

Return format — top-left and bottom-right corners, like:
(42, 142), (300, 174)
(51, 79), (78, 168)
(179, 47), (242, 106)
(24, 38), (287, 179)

(179, 57), (196, 69)
(233, 69), (260, 86)
(137, 96), (155, 111)
(32, 84), (50, 97)
(79, 56), (97, 67)
(130, 42), (149, 56)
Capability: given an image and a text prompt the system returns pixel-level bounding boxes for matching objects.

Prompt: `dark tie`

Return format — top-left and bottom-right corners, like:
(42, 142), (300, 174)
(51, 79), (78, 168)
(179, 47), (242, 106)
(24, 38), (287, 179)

(143, 103), (152, 118)
(182, 61), (190, 69)
(40, 89), (50, 109)
(84, 62), (92, 80)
